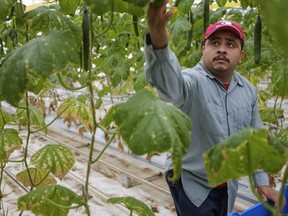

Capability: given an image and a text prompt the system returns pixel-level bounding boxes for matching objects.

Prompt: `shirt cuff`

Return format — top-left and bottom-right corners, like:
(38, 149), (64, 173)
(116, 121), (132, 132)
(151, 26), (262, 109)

(252, 169), (269, 186)
(145, 33), (172, 63)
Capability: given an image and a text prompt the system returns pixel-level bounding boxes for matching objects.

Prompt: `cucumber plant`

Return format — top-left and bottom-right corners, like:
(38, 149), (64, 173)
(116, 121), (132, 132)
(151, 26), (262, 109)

(0, 0), (287, 216)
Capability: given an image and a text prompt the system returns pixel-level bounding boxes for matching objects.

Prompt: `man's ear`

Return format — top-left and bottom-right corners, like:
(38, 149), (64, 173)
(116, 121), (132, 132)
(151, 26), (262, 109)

(202, 44), (206, 54)
(239, 50), (245, 63)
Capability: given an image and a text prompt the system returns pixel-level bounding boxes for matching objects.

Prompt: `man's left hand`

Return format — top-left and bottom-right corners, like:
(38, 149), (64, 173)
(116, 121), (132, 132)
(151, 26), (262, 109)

(257, 186), (286, 208)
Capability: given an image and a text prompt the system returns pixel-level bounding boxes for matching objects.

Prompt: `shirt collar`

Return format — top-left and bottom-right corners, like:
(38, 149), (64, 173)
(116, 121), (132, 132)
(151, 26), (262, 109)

(197, 60), (244, 87)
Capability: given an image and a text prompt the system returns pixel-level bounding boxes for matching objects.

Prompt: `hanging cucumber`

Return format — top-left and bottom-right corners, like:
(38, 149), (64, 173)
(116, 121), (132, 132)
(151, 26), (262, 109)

(187, 8), (193, 51)
(82, 9), (91, 72)
(132, 15), (139, 37)
(254, 15), (262, 65)
(203, 0), (210, 33)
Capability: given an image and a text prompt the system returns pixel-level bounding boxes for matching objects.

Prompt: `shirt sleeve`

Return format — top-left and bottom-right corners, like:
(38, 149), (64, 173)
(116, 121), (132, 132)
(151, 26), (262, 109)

(144, 33), (187, 108)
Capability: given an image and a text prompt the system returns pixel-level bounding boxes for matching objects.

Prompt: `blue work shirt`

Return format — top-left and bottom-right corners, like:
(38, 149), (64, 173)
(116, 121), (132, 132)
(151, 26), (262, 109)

(144, 36), (269, 212)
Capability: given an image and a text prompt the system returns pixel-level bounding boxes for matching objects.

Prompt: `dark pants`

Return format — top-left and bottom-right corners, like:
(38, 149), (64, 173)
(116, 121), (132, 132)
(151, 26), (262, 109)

(166, 171), (228, 216)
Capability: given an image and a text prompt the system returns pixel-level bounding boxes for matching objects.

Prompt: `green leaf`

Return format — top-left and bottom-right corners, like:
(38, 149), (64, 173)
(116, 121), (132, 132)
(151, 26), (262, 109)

(59, 0), (80, 15)
(121, 0), (148, 7)
(0, 0), (17, 22)
(0, 110), (15, 128)
(134, 71), (148, 92)
(85, 0), (144, 16)
(177, 0), (194, 14)
(24, 5), (81, 38)
(26, 72), (46, 95)
(18, 185), (84, 216)
(216, 0), (227, 7)
(0, 30), (80, 106)
(101, 106), (115, 128)
(110, 64), (130, 87)
(277, 128), (288, 142)
(16, 168), (57, 188)
(259, 107), (284, 124)
(15, 102), (47, 133)
(170, 16), (192, 46)
(30, 144), (75, 180)
(107, 196), (155, 216)
(240, 0), (250, 9)
(84, 0), (112, 15)
(14, 2), (26, 18)
(113, 89), (191, 180)
(271, 58), (288, 97)
(0, 128), (22, 162)
(57, 97), (91, 131)
(256, 0), (288, 53)
(204, 128), (288, 186)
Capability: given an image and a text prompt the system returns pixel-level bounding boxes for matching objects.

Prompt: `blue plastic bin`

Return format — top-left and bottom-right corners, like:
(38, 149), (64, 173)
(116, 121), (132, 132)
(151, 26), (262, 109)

(228, 185), (288, 216)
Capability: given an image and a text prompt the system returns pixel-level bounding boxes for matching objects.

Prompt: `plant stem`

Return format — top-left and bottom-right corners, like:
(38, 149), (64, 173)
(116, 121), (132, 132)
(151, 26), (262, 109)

(275, 164), (288, 216)
(57, 73), (88, 91)
(23, 93), (35, 190)
(92, 133), (116, 164)
(83, 9), (95, 216)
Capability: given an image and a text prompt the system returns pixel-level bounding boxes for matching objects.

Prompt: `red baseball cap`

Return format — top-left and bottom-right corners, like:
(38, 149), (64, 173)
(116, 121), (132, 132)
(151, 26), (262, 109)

(204, 20), (244, 42)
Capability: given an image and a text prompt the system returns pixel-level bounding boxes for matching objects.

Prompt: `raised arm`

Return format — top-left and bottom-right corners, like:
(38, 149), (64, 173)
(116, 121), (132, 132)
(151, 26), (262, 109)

(146, 0), (174, 49)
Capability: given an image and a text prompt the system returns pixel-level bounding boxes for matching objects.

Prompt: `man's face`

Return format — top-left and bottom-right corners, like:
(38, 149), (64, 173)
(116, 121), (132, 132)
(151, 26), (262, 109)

(202, 30), (244, 81)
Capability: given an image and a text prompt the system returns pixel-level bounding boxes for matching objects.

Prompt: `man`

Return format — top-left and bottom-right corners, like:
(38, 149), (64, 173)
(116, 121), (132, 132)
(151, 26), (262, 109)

(144, 1), (283, 216)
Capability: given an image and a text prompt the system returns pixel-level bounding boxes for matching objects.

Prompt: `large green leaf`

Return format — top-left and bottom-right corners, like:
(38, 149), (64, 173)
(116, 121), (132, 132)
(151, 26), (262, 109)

(204, 128), (288, 186)
(85, 0), (145, 16)
(15, 102), (47, 133)
(0, 0), (17, 22)
(57, 97), (92, 131)
(113, 89), (191, 180)
(59, 0), (80, 15)
(256, 0), (288, 53)
(107, 196), (155, 216)
(16, 168), (57, 188)
(0, 128), (22, 162)
(24, 5), (81, 39)
(18, 185), (85, 216)
(0, 30), (80, 106)
(30, 144), (75, 180)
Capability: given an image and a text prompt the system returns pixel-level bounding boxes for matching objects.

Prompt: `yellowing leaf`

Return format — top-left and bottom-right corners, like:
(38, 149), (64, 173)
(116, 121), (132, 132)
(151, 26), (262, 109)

(107, 196), (155, 216)
(16, 168), (57, 188)
(18, 185), (84, 216)
(30, 144), (75, 180)
(57, 97), (92, 132)
(0, 128), (22, 162)
(204, 128), (288, 186)
(16, 102), (47, 133)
